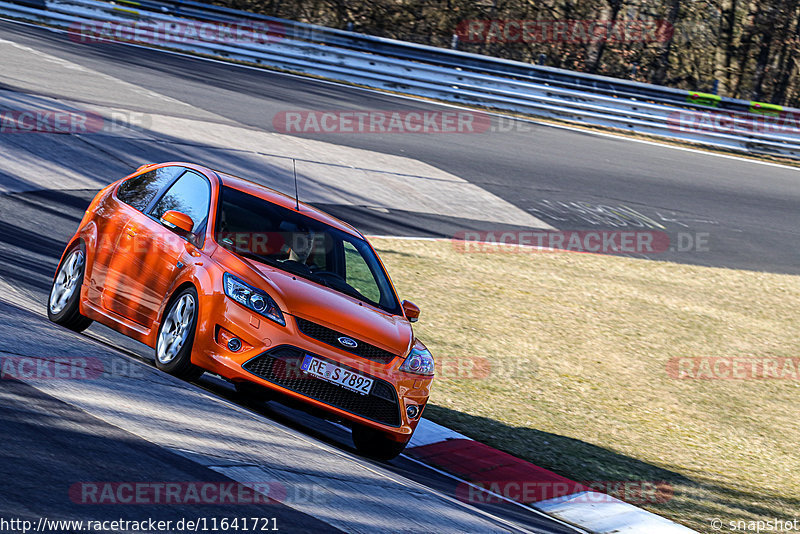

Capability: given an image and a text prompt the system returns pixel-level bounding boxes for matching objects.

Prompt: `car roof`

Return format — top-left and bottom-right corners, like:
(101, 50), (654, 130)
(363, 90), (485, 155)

(160, 163), (364, 239)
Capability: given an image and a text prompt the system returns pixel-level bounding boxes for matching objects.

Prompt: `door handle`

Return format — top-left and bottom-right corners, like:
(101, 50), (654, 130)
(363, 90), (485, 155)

(125, 228), (137, 238)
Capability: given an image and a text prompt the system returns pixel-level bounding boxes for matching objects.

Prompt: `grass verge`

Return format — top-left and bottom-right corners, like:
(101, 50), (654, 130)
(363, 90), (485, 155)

(372, 236), (800, 533)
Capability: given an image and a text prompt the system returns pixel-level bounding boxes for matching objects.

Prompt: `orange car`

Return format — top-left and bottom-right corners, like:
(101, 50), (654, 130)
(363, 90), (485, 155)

(47, 162), (433, 460)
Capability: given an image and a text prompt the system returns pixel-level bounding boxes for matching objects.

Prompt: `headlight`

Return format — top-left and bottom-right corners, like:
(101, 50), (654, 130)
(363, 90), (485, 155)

(223, 272), (285, 326)
(399, 347), (435, 376)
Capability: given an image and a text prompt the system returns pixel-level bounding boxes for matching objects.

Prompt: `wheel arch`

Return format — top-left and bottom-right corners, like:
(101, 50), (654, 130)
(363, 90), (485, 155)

(159, 281), (199, 324)
(55, 237), (86, 274)
(152, 280), (204, 380)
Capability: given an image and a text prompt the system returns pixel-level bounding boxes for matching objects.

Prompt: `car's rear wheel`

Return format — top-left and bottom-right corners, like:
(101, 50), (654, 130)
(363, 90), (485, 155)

(47, 244), (93, 333)
(352, 424), (409, 461)
(155, 287), (203, 380)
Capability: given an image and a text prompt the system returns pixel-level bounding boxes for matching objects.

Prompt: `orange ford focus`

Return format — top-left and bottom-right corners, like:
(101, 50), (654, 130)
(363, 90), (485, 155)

(47, 162), (433, 460)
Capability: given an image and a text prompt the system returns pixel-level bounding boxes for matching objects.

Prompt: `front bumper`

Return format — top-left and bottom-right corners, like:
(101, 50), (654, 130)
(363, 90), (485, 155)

(243, 346), (403, 427)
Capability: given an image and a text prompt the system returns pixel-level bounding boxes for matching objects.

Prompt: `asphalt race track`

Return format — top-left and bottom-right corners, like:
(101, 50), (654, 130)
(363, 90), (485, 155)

(0, 15), (798, 534)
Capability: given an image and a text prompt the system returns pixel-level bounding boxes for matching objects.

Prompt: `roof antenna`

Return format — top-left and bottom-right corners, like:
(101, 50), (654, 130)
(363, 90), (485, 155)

(292, 158), (300, 211)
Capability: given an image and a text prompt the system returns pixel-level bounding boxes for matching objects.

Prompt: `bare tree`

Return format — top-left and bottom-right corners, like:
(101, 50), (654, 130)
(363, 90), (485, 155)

(211, 0), (800, 106)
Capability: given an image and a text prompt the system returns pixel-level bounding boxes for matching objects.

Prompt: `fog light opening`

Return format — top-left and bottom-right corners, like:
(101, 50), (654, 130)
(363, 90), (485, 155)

(406, 404), (420, 420)
(227, 337), (243, 352)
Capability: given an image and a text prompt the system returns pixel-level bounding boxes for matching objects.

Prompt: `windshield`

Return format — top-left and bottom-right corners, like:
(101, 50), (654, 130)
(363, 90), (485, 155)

(215, 186), (401, 315)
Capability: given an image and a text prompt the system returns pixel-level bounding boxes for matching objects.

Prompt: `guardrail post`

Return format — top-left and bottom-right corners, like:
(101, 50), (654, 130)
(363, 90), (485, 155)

(686, 91), (721, 107)
(749, 101), (783, 117)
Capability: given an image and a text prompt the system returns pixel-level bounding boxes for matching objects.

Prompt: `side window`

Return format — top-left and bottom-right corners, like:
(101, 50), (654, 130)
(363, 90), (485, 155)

(343, 241), (381, 304)
(116, 166), (184, 211)
(149, 171), (211, 236)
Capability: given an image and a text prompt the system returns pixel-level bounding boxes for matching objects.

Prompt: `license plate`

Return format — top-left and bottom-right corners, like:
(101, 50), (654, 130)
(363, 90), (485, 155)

(301, 355), (373, 395)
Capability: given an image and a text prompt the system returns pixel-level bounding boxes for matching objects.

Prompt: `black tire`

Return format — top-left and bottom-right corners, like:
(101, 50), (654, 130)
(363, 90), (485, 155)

(47, 243), (93, 333)
(234, 381), (274, 404)
(154, 287), (204, 380)
(352, 424), (409, 461)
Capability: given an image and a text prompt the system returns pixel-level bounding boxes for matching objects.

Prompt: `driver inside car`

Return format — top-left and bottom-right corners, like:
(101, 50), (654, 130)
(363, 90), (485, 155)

(288, 231), (315, 263)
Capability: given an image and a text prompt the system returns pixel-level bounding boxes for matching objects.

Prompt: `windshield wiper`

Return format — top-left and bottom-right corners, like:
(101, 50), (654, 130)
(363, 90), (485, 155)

(310, 271), (368, 302)
(233, 250), (380, 309)
(235, 250), (282, 269)
(237, 250), (328, 284)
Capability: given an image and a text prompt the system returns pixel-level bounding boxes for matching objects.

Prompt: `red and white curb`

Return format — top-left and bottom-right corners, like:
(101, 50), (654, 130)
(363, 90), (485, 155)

(406, 419), (697, 534)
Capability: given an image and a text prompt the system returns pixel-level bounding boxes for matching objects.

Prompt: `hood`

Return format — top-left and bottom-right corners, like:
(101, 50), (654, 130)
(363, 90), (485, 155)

(251, 262), (412, 356)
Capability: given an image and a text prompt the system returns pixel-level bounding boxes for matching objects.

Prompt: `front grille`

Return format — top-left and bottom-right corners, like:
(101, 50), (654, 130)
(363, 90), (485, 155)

(243, 346), (401, 427)
(294, 317), (399, 365)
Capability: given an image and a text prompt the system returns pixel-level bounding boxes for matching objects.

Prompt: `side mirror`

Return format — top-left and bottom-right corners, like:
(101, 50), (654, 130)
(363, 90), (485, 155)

(402, 300), (420, 323)
(161, 210), (194, 233)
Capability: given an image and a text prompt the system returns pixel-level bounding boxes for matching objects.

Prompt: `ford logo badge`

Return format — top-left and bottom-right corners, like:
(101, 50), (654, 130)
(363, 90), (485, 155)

(338, 336), (358, 348)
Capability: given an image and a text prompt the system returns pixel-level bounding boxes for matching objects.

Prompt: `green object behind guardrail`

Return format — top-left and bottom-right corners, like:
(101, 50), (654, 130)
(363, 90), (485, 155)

(686, 92), (721, 107)
(749, 101), (783, 116)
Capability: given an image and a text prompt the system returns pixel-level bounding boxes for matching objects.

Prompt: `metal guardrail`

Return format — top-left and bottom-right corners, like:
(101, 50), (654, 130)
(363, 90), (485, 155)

(80, 0), (797, 115)
(2, 0), (800, 159)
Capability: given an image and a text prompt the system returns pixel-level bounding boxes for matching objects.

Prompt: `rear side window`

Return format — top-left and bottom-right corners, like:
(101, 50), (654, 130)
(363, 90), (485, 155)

(149, 171), (211, 235)
(116, 166), (184, 211)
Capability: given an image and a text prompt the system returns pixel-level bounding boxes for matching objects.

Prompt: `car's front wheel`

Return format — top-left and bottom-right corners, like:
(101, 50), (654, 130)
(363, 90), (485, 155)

(47, 244), (93, 333)
(352, 424), (409, 461)
(155, 287), (203, 380)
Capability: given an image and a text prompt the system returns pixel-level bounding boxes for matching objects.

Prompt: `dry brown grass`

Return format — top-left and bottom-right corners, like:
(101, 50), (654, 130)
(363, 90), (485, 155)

(373, 236), (800, 533)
